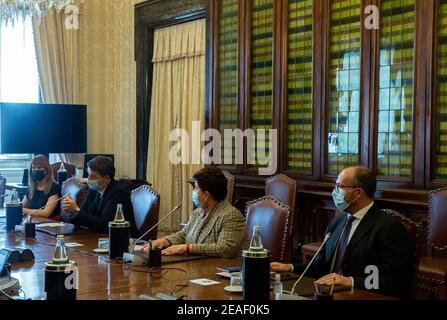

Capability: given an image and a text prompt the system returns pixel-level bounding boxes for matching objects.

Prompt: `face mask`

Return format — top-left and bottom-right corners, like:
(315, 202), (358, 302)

(332, 187), (358, 211)
(87, 179), (100, 191)
(31, 170), (46, 182)
(192, 191), (201, 208)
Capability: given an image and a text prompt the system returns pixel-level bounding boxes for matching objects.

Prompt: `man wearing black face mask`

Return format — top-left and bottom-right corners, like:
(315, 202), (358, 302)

(62, 156), (137, 236)
(271, 166), (412, 299)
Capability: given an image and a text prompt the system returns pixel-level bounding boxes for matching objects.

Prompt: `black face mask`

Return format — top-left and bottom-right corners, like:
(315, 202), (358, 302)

(31, 170), (47, 182)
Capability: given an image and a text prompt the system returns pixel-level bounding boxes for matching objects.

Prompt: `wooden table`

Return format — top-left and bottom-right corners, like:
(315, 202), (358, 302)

(0, 219), (397, 300)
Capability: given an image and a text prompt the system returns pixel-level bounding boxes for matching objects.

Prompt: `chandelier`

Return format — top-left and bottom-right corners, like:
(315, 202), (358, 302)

(0, 0), (73, 24)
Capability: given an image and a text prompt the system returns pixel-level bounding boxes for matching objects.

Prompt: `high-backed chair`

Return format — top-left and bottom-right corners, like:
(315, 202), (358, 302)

(51, 162), (76, 181)
(265, 174), (297, 260)
(245, 196), (291, 262)
(131, 185), (160, 241)
(60, 177), (87, 222)
(418, 187), (447, 300)
(222, 170), (235, 205)
(0, 175), (6, 208)
(382, 209), (421, 299)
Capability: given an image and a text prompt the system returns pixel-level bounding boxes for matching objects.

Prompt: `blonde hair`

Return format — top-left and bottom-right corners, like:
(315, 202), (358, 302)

(28, 155), (54, 200)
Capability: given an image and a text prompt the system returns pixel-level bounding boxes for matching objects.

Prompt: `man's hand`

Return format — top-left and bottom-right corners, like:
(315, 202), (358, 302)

(162, 244), (187, 256)
(142, 239), (169, 253)
(270, 262), (292, 272)
(315, 273), (353, 288)
(62, 196), (78, 214)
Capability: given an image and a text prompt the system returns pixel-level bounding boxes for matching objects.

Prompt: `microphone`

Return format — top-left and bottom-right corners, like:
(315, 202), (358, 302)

(123, 205), (182, 266)
(276, 232), (332, 300)
(28, 193), (71, 222)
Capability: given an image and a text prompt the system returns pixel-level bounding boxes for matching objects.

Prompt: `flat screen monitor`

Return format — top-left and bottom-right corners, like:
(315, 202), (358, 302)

(83, 154), (115, 178)
(0, 103), (87, 154)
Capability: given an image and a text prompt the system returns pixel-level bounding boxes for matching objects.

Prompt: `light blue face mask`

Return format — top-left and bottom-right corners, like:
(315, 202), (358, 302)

(87, 179), (100, 191)
(332, 187), (357, 211)
(192, 191), (201, 208)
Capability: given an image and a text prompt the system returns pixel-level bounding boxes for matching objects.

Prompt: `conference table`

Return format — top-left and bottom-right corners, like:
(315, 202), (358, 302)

(0, 215), (397, 301)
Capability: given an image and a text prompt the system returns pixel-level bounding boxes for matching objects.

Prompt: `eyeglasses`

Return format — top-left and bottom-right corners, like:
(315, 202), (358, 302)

(334, 184), (361, 193)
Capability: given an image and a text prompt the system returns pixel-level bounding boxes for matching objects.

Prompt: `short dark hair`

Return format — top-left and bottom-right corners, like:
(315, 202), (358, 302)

(87, 156), (115, 180)
(193, 166), (228, 201)
(352, 166), (376, 198)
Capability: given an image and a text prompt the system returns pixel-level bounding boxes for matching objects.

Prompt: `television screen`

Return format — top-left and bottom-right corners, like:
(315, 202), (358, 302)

(0, 103), (87, 154)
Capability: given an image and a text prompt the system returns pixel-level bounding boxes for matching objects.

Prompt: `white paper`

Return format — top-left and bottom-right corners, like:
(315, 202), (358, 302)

(216, 271), (231, 278)
(65, 243), (84, 247)
(133, 245), (144, 251)
(37, 222), (66, 228)
(190, 278), (221, 286)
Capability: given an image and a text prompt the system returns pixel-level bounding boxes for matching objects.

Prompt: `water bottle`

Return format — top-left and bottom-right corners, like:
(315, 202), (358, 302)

(114, 204), (125, 222)
(57, 162), (68, 187)
(52, 235), (69, 264)
(273, 273), (283, 297)
(249, 225), (264, 252)
(242, 225), (270, 300)
(6, 189), (22, 231)
(44, 235), (77, 300)
(10, 188), (19, 203)
(109, 204), (130, 259)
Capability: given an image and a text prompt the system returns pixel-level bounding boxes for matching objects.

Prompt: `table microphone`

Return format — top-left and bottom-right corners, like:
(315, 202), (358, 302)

(275, 232), (332, 300)
(123, 204), (182, 266)
(28, 193), (71, 220)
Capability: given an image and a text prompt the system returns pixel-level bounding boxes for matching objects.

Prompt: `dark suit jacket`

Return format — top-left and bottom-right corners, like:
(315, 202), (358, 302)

(71, 180), (137, 236)
(295, 205), (412, 299)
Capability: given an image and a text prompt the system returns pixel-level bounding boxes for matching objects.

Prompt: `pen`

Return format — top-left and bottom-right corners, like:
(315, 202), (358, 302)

(316, 283), (321, 295)
(329, 277), (335, 295)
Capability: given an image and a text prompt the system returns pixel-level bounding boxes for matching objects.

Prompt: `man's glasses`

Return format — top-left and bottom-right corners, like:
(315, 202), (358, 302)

(334, 184), (361, 193)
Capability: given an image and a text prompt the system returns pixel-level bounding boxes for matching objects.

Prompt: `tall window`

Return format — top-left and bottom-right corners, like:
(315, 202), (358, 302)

(327, 0), (361, 174)
(0, 18), (39, 183)
(218, 0), (238, 165)
(286, 0), (313, 172)
(376, 0), (415, 178)
(435, 0), (447, 179)
(249, 0), (274, 167)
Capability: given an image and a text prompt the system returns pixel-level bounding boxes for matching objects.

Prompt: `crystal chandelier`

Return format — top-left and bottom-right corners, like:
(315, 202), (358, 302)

(0, 0), (73, 24)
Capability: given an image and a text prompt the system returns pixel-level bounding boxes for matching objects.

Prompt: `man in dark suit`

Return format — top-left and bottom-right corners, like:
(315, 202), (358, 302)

(271, 166), (412, 298)
(62, 156), (137, 236)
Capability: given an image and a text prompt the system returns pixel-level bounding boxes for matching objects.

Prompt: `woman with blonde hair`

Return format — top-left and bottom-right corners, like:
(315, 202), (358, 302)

(22, 155), (62, 220)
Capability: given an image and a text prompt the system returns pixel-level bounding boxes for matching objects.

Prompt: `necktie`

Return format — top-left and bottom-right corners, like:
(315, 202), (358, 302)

(333, 214), (355, 275)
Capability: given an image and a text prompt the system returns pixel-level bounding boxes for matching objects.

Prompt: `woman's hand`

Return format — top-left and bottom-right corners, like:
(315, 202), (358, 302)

(162, 244), (187, 256)
(270, 262), (292, 272)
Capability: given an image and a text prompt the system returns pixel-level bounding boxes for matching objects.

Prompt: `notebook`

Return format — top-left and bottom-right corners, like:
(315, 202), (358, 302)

(35, 222), (88, 236)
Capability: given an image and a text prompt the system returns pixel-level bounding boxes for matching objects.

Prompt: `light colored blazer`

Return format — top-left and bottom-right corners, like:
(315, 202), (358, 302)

(163, 200), (248, 258)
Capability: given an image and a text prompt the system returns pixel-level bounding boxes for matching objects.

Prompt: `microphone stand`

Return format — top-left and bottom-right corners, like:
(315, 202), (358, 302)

(123, 205), (182, 266)
(276, 232), (332, 300)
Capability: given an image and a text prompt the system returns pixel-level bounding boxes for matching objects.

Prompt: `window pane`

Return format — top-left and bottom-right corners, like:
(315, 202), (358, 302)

(435, 0), (447, 179)
(0, 18), (39, 184)
(286, 0), (313, 172)
(0, 18), (39, 103)
(249, 0), (274, 167)
(377, 0), (415, 178)
(218, 0), (238, 164)
(327, 0), (361, 174)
